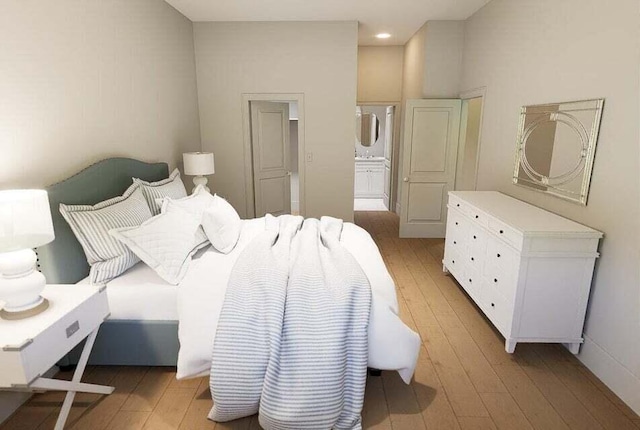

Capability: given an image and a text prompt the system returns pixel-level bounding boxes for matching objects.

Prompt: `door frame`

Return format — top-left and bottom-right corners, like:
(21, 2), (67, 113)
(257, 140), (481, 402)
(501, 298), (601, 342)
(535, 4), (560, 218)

(355, 101), (401, 212)
(456, 87), (487, 191)
(242, 93), (306, 218)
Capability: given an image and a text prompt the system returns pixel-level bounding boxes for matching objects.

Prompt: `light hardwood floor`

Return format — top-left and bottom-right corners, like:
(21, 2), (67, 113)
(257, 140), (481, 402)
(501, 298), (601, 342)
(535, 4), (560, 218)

(3, 211), (639, 430)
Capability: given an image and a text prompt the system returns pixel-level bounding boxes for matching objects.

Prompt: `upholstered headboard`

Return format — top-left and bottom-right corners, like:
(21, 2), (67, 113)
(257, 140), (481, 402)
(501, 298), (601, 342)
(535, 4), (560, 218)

(37, 158), (169, 285)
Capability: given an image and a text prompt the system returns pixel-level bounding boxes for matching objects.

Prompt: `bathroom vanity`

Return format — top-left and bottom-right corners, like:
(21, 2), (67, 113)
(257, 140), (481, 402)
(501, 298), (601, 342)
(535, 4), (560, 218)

(354, 157), (385, 198)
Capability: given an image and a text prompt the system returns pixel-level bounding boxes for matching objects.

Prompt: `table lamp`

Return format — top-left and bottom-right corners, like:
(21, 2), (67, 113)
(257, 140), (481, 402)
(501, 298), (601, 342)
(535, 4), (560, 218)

(183, 152), (215, 193)
(0, 190), (55, 318)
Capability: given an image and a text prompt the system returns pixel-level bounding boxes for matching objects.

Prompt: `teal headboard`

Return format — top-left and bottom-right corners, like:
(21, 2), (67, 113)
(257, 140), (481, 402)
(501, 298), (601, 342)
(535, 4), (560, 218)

(37, 158), (169, 285)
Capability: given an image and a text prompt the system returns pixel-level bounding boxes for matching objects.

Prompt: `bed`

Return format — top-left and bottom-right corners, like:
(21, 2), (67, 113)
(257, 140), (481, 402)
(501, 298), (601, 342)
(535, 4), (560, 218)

(37, 157), (420, 385)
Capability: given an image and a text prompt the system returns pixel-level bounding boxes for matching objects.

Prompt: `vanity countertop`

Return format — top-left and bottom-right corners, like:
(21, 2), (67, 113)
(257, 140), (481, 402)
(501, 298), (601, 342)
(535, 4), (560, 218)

(355, 156), (385, 161)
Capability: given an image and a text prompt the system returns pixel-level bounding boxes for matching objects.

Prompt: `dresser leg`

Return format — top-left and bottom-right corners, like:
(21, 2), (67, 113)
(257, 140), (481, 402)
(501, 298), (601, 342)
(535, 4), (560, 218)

(565, 342), (582, 355)
(505, 340), (517, 353)
(442, 263), (449, 274)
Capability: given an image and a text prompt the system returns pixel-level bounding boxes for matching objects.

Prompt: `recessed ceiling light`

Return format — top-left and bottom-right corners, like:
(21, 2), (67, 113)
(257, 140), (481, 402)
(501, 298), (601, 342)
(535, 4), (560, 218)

(375, 33), (391, 39)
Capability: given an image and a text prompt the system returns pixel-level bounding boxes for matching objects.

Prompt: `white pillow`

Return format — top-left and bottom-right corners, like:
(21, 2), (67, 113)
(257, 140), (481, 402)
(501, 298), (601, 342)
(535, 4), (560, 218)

(134, 168), (187, 215)
(60, 182), (152, 285)
(109, 205), (200, 285)
(201, 195), (242, 254)
(157, 185), (216, 251)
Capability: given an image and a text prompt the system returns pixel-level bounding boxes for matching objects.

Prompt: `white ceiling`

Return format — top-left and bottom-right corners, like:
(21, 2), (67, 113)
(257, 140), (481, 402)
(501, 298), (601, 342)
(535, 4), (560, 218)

(164, 0), (490, 45)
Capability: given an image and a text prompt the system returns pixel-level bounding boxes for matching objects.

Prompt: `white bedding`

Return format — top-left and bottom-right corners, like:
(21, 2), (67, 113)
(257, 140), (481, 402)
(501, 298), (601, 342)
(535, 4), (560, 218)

(78, 262), (180, 321)
(177, 217), (420, 383)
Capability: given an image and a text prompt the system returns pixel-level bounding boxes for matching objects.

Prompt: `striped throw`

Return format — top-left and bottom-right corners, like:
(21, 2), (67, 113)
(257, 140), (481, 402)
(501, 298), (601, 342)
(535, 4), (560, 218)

(60, 183), (152, 284)
(209, 215), (371, 429)
(134, 168), (187, 215)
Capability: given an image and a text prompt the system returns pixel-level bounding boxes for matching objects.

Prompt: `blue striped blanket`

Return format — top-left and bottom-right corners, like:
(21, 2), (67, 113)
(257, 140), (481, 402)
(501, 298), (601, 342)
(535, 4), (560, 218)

(209, 214), (372, 429)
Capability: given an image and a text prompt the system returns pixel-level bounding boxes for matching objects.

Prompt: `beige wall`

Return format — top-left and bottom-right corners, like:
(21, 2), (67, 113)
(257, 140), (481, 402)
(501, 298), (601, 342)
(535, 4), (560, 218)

(193, 21), (358, 221)
(423, 21), (464, 98)
(0, 0), (201, 420)
(401, 23), (429, 101)
(0, 0), (201, 189)
(357, 46), (404, 103)
(462, 0), (640, 413)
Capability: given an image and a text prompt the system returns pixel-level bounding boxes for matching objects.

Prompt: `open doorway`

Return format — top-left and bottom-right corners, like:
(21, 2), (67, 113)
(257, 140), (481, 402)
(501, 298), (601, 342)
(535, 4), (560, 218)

(354, 105), (394, 211)
(456, 90), (485, 191)
(242, 94), (305, 218)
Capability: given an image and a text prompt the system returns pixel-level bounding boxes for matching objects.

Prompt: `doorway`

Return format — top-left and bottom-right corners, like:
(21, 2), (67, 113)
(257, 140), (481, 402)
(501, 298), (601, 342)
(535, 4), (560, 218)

(242, 94), (305, 218)
(456, 94), (484, 191)
(354, 105), (395, 212)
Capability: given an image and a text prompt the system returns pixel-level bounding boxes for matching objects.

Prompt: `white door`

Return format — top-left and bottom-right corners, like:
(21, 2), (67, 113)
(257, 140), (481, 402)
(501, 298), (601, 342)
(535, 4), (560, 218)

(399, 99), (461, 238)
(383, 106), (394, 209)
(250, 101), (291, 217)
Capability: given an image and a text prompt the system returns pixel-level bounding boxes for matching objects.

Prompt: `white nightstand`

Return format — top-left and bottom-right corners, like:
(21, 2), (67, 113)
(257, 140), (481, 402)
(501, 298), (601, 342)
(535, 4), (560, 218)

(0, 285), (113, 430)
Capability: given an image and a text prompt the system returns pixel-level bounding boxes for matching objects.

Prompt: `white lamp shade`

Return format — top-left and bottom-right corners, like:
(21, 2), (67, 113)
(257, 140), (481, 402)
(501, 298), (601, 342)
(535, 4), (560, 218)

(0, 190), (55, 252)
(183, 152), (215, 176)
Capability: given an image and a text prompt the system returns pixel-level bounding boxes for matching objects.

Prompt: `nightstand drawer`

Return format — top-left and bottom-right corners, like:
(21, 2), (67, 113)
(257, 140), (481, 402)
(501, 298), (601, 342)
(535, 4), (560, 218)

(0, 287), (109, 387)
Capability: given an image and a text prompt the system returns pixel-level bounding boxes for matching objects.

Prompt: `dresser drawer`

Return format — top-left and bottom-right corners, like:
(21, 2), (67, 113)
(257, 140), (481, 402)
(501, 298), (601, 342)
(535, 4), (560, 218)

(0, 288), (109, 387)
(447, 208), (469, 234)
(484, 264), (518, 304)
(444, 249), (464, 278)
(486, 237), (519, 270)
(482, 282), (513, 335)
(462, 267), (482, 300)
(488, 217), (522, 248)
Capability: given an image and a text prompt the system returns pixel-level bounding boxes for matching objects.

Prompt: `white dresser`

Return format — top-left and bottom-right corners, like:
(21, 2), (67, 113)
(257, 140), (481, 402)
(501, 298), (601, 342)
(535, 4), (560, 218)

(443, 191), (602, 354)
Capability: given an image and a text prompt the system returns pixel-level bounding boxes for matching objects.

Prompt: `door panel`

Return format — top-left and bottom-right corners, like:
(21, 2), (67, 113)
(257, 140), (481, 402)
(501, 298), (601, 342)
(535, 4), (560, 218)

(410, 110), (449, 173)
(400, 99), (461, 238)
(251, 101), (291, 217)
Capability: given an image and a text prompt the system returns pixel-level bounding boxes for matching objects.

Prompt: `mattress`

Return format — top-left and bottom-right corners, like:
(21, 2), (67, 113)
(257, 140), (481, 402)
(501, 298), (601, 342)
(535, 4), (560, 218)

(177, 217), (421, 382)
(77, 260), (180, 321)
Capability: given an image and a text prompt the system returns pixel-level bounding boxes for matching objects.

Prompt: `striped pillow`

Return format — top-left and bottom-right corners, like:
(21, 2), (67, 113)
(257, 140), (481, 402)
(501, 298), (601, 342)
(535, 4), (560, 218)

(134, 168), (187, 215)
(60, 183), (153, 285)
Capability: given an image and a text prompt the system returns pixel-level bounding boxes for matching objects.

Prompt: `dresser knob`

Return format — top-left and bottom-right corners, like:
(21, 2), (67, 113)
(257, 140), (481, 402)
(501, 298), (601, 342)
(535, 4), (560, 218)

(475, 215), (479, 219)
(497, 253), (501, 258)
(456, 203), (460, 207)
(491, 303), (495, 307)
(473, 235), (476, 239)
(452, 260), (455, 264)
(494, 278), (498, 283)
(455, 222), (459, 225)
(468, 279), (472, 283)
(453, 241), (457, 244)
(499, 229), (504, 234)
(471, 257), (474, 261)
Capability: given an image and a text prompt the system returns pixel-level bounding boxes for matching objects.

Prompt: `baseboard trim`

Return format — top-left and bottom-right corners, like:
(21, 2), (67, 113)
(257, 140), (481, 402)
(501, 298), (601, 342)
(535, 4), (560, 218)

(579, 335), (640, 415)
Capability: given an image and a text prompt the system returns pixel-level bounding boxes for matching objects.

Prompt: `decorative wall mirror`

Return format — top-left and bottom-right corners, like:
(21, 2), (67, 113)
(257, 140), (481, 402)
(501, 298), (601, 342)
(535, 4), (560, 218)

(355, 112), (380, 147)
(513, 99), (604, 205)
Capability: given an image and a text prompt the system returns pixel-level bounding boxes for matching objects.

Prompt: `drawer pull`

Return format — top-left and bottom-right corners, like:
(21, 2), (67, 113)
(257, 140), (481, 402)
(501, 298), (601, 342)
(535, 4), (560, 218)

(499, 229), (504, 234)
(452, 260), (455, 264)
(66, 321), (80, 338)
(455, 222), (459, 226)
(468, 278), (473, 283)
(453, 241), (457, 245)
(475, 215), (479, 219)
(491, 303), (495, 307)
(497, 253), (501, 258)
(473, 235), (477, 239)
(471, 257), (475, 261)
(456, 203), (460, 207)
(494, 278), (498, 283)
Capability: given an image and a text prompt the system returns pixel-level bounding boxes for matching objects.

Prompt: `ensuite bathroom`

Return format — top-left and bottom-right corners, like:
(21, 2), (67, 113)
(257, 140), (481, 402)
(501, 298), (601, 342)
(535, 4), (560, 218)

(354, 105), (394, 211)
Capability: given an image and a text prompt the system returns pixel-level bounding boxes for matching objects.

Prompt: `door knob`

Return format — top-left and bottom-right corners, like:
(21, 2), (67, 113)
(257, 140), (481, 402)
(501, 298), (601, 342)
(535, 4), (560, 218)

(286, 171), (292, 176)
(403, 177), (409, 182)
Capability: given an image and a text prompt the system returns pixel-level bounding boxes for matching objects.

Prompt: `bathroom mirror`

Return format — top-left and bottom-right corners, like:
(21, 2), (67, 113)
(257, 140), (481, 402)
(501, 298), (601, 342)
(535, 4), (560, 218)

(513, 99), (604, 205)
(356, 112), (380, 147)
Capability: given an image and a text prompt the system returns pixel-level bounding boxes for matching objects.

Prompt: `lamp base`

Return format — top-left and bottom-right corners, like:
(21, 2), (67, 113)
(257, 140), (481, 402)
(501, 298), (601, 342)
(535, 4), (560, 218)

(1, 298), (49, 320)
(0, 249), (47, 316)
(192, 176), (210, 194)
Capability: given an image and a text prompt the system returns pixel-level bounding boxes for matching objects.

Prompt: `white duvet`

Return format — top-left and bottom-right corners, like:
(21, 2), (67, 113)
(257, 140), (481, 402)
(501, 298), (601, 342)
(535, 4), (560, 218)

(177, 217), (420, 383)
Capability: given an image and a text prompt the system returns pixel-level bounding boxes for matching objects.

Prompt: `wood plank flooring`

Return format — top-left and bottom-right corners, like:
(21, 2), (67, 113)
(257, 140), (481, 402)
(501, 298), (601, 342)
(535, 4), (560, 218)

(2, 211), (638, 430)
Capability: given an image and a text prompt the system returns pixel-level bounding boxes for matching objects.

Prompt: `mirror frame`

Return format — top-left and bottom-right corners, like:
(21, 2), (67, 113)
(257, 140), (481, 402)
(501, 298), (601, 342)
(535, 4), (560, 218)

(512, 99), (604, 205)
